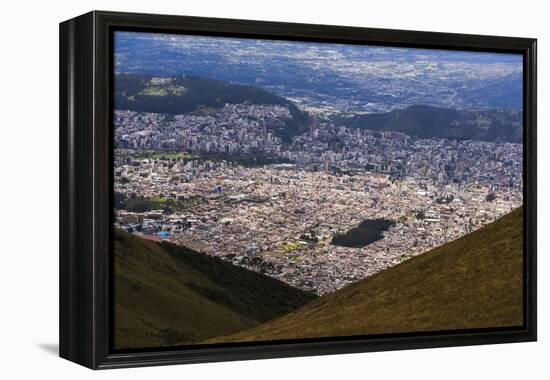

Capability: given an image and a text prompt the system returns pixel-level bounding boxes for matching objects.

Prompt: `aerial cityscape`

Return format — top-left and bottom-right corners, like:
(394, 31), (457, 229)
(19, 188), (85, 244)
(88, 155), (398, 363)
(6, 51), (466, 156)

(112, 31), (524, 348)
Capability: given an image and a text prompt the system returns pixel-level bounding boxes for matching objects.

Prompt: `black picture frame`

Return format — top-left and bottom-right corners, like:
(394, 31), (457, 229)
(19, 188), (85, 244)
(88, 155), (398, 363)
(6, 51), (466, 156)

(59, 10), (537, 369)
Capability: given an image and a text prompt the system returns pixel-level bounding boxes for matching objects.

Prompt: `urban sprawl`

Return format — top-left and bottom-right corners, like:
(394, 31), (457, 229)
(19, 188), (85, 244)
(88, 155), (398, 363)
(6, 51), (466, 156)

(114, 104), (523, 295)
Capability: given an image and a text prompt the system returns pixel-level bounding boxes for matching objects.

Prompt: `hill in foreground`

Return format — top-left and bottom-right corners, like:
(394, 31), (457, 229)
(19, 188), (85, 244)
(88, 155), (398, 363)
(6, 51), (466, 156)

(207, 208), (523, 343)
(113, 230), (316, 349)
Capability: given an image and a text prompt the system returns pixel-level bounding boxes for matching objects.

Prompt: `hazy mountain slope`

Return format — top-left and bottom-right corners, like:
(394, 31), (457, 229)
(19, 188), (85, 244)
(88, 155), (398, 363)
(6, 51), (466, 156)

(114, 74), (311, 142)
(335, 105), (523, 143)
(208, 208), (523, 343)
(113, 230), (316, 349)
(457, 72), (523, 109)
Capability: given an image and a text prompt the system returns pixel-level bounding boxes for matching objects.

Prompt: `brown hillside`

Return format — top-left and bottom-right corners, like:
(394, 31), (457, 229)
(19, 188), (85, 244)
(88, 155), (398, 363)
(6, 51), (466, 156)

(208, 208), (523, 343)
(113, 230), (316, 349)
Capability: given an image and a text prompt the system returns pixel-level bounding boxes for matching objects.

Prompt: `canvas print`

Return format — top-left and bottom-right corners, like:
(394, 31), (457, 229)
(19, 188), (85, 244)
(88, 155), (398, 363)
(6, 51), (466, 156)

(112, 31), (524, 350)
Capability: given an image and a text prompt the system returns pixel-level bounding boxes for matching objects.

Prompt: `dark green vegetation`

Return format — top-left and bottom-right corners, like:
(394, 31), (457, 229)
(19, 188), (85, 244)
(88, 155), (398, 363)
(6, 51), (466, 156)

(197, 152), (292, 167)
(332, 219), (395, 248)
(132, 150), (194, 161)
(486, 192), (497, 202)
(122, 149), (292, 168)
(116, 195), (203, 213)
(113, 230), (316, 349)
(115, 74), (311, 142)
(209, 208), (523, 343)
(334, 105), (523, 143)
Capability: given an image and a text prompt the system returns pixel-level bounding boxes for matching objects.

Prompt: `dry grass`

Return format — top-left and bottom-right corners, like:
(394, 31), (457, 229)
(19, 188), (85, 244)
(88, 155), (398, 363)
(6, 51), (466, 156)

(208, 208), (523, 343)
(113, 230), (316, 349)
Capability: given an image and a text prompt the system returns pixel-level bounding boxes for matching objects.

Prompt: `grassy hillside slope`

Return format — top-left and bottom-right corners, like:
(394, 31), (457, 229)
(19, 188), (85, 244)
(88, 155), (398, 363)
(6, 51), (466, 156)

(113, 230), (316, 349)
(208, 208), (523, 343)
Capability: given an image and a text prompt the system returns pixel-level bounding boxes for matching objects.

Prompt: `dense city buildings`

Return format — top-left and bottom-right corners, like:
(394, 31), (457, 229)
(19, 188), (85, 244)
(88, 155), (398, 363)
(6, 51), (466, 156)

(106, 30), (528, 351)
(114, 106), (523, 294)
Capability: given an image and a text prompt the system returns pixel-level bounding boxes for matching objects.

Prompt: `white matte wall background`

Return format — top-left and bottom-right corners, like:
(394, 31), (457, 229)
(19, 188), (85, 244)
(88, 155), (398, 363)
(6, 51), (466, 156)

(0, 0), (546, 378)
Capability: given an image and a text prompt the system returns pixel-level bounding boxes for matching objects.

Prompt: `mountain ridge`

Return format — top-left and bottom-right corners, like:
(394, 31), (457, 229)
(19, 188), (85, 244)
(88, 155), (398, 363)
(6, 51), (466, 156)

(115, 74), (522, 144)
(334, 105), (523, 143)
(113, 229), (316, 349)
(114, 74), (311, 142)
(206, 208), (523, 343)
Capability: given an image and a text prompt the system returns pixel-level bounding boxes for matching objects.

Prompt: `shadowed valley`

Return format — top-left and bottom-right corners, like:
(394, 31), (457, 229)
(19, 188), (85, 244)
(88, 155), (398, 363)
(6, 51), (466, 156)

(113, 230), (316, 349)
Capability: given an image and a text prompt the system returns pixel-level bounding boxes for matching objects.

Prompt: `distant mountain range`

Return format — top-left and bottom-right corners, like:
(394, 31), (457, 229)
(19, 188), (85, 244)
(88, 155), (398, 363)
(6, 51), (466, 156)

(456, 72), (523, 110)
(113, 229), (316, 349)
(114, 74), (311, 142)
(334, 105), (523, 143)
(208, 208), (523, 343)
(115, 32), (523, 112)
